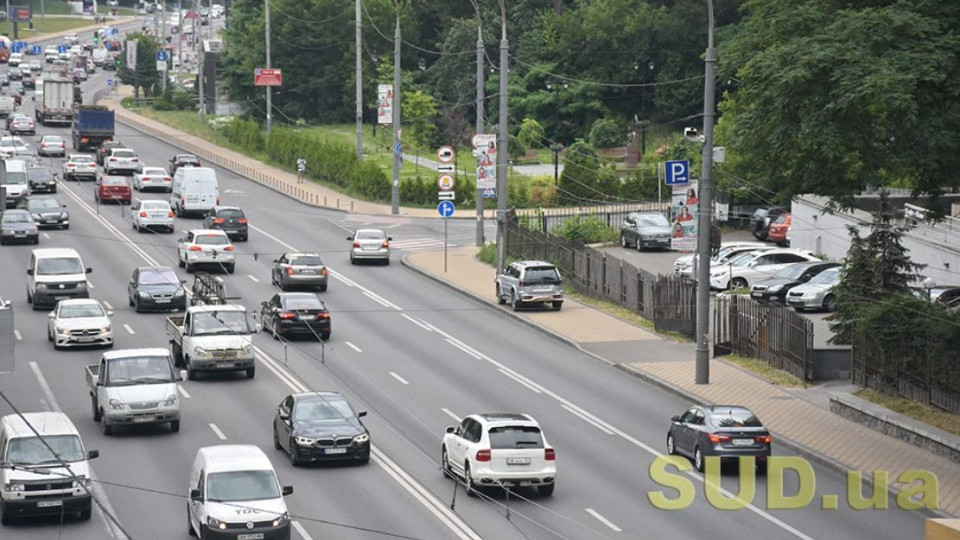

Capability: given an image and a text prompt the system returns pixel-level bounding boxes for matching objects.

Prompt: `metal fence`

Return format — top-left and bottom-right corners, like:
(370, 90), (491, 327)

(514, 202), (668, 234)
(505, 216), (695, 337)
(713, 294), (814, 382)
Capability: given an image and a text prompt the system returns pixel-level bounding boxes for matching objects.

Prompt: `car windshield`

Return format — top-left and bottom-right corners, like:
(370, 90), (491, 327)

(356, 230), (385, 240)
(290, 255), (322, 266)
(294, 396), (353, 421)
(195, 234), (229, 245)
(191, 311), (250, 335)
(178, 156), (199, 163)
(139, 268), (178, 285)
(27, 168), (54, 180)
(5, 435), (85, 465)
(2, 211), (32, 223)
(727, 253), (757, 267)
(218, 209), (244, 218)
(28, 198), (60, 210)
(809, 267), (840, 285)
(711, 409), (763, 428)
(2, 172), (26, 185)
(283, 295), (324, 310)
(524, 267), (561, 284)
(143, 168), (166, 176)
(206, 471), (280, 503)
(774, 264), (809, 280)
(106, 356), (175, 385)
(59, 303), (105, 318)
(37, 257), (84, 275)
(113, 150), (136, 158)
(489, 426), (545, 449)
(635, 214), (669, 227)
(142, 201), (169, 210)
(102, 177), (128, 186)
(42, 136), (62, 143)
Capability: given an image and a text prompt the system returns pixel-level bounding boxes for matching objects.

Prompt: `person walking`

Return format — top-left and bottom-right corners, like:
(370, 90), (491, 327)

(296, 157), (306, 183)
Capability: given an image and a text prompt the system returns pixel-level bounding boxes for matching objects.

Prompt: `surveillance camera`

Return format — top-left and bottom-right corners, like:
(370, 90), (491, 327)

(683, 127), (699, 140)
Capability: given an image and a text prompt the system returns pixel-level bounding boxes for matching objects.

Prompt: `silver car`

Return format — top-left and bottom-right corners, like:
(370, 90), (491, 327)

(496, 260), (564, 311)
(103, 148), (142, 175)
(348, 229), (391, 265)
(785, 266), (841, 312)
(47, 299), (114, 349)
(271, 253), (329, 291)
(620, 212), (672, 251)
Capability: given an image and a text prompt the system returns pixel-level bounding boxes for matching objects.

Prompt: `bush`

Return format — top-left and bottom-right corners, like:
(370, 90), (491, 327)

(589, 118), (623, 148)
(552, 215), (619, 243)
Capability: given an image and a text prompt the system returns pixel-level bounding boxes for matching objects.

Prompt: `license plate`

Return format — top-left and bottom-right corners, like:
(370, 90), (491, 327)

(45, 220), (57, 224)
(300, 315), (315, 321)
(751, 292), (762, 297)
(134, 416), (155, 423)
(325, 448), (347, 455)
(218, 361), (237, 367)
(534, 289), (552, 293)
(155, 298), (171, 304)
(37, 500), (63, 507)
(15, 232), (25, 236)
(55, 296), (69, 300)
(506, 457), (531, 465)
(732, 439), (753, 446)
(238, 535), (264, 540)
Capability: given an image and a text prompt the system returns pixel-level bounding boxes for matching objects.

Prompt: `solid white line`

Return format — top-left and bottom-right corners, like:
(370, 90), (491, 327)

(292, 520), (314, 540)
(401, 313), (433, 332)
(445, 338), (481, 359)
(389, 371), (409, 385)
(365, 290), (402, 311)
(42, 232), (50, 239)
(498, 368), (543, 394)
(441, 408), (461, 423)
(209, 423), (228, 440)
(562, 404), (614, 435)
(13, 330), (21, 340)
(102, 301), (113, 310)
(87, 281), (95, 289)
(585, 509), (622, 532)
(364, 291), (390, 308)
(123, 324), (135, 335)
(177, 385), (191, 399)
(345, 341), (362, 353)
(247, 274), (259, 282)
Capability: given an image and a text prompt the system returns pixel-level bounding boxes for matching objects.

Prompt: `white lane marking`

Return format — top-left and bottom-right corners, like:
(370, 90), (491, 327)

(42, 232), (51, 239)
(123, 324), (135, 335)
(29, 362), (125, 540)
(364, 290), (401, 311)
(177, 385), (191, 398)
(209, 423), (228, 440)
(292, 521), (314, 540)
(585, 509), (622, 533)
(102, 301), (113, 310)
(441, 408), (461, 423)
(345, 341), (362, 353)
(401, 313), (433, 332)
(247, 274), (259, 282)
(389, 371), (409, 385)
(562, 404), (614, 435)
(364, 291), (390, 308)
(88, 281), (95, 289)
(13, 330), (22, 340)
(445, 338), (481, 360)
(498, 368), (543, 394)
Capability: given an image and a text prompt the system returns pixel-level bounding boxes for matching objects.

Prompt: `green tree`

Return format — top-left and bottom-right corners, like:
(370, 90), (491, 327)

(558, 140), (603, 205)
(403, 90), (437, 149)
(117, 32), (162, 98)
(588, 118), (622, 148)
(517, 117), (545, 150)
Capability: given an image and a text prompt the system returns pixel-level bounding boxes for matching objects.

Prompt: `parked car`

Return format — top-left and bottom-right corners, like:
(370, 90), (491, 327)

(273, 392), (369, 465)
(347, 228), (391, 265)
(21, 196), (69, 229)
(674, 242), (769, 277)
(63, 154), (98, 181)
(750, 261), (839, 304)
(96, 140), (124, 165)
(709, 248), (819, 290)
(95, 175), (132, 205)
(786, 266), (842, 312)
(128, 266), (187, 312)
(131, 198), (175, 233)
(495, 260), (563, 311)
(767, 214), (792, 246)
(201, 206), (248, 241)
(260, 292), (331, 340)
(442, 413), (556, 497)
(26, 166), (58, 194)
(751, 207), (788, 241)
(667, 405), (771, 473)
(47, 298), (114, 349)
(168, 153), (201, 175)
(620, 212), (672, 251)
(0, 209), (39, 245)
(133, 166), (172, 192)
(103, 148), (142, 175)
(38, 135), (67, 157)
(271, 253), (328, 292)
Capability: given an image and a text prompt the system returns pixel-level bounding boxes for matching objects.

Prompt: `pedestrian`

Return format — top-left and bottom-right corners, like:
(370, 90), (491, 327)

(296, 157), (306, 183)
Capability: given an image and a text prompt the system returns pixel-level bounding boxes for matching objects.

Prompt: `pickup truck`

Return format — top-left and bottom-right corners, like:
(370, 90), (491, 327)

(86, 348), (185, 435)
(167, 305), (261, 380)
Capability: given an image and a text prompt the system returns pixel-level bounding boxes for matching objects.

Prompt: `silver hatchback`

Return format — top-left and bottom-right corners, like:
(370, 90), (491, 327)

(496, 261), (563, 311)
(271, 253), (329, 291)
(348, 229), (391, 265)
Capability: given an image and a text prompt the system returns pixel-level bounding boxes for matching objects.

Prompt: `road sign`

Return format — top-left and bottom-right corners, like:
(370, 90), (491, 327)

(57, 45), (67, 53)
(436, 145), (455, 163)
(156, 60), (166, 71)
(665, 160), (690, 185)
(437, 175), (455, 191)
(482, 187), (496, 199)
(437, 200), (455, 218)
(438, 191), (455, 201)
(394, 143), (402, 157)
(106, 78), (114, 87)
(437, 164), (454, 173)
(30, 45), (40, 55)
(253, 68), (282, 86)
(157, 50), (168, 61)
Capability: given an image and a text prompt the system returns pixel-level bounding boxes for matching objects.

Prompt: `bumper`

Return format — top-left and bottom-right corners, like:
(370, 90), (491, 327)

(135, 295), (187, 311)
(294, 442), (369, 462)
(787, 297), (823, 310)
(516, 289), (563, 304)
(188, 356), (255, 372)
(750, 290), (784, 303)
(200, 522), (291, 540)
(281, 275), (328, 288)
(136, 218), (175, 229)
(33, 289), (90, 307)
(351, 248), (389, 260)
(639, 238), (671, 249)
(67, 172), (97, 180)
(1, 494), (92, 519)
(138, 180), (172, 191)
(213, 227), (248, 239)
(29, 182), (58, 192)
(186, 254), (236, 266)
(703, 446), (771, 461)
(103, 408), (180, 426)
(104, 165), (140, 174)
(276, 320), (330, 337)
(38, 149), (66, 156)
(2, 231), (38, 243)
(35, 218), (68, 228)
(472, 466), (557, 488)
(54, 330), (113, 347)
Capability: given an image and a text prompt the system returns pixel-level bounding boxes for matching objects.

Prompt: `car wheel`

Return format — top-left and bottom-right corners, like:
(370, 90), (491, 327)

(100, 413), (112, 436)
(667, 433), (677, 455)
(441, 447), (453, 479)
(552, 301), (562, 311)
(0, 511), (12, 525)
(538, 483), (555, 497)
(289, 439), (302, 466)
(274, 426), (282, 450)
(47, 327), (52, 341)
(271, 321), (279, 340)
(170, 420), (180, 433)
(185, 262), (194, 273)
(464, 463), (478, 497)
(318, 284), (327, 292)
(496, 284), (506, 305)
(245, 367), (255, 379)
(694, 447), (704, 472)
(822, 294), (836, 312)
(512, 290), (523, 311)
(26, 289), (31, 303)
(187, 364), (197, 381)
(178, 255), (185, 268)
(320, 332), (331, 341)
(350, 255), (356, 265)
(620, 234), (628, 248)
(79, 508), (91, 520)
(732, 278), (748, 290)
(187, 506), (197, 536)
(636, 238), (644, 252)
(226, 265), (235, 274)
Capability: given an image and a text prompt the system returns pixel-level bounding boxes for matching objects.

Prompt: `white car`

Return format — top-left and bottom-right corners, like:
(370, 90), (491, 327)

(675, 242), (772, 278)
(709, 248), (820, 290)
(177, 229), (236, 273)
(7, 52), (22, 67)
(63, 154), (98, 181)
(44, 47), (59, 63)
(133, 166), (173, 192)
(103, 148), (142, 175)
(441, 413), (556, 497)
(47, 299), (114, 349)
(38, 135), (67, 157)
(0, 136), (29, 158)
(132, 199), (175, 233)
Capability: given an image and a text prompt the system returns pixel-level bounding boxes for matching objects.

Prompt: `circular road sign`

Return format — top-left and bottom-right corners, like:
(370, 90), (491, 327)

(437, 175), (455, 191)
(437, 145), (455, 163)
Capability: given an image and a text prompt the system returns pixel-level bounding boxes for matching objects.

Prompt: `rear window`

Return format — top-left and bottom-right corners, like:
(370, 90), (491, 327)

(488, 426), (544, 449)
(27, 168), (54, 180)
(142, 201), (169, 210)
(283, 295), (324, 310)
(522, 267), (560, 283)
(218, 209), (244, 218)
(71, 156), (93, 163)
(102, 177), (128, 186)
(710, 409), (762, 428)
(195, 234), (229, 245)
(112, 150), (136, 158)
(290, 256), (323, 266)
(356, 230), (385, 240)
(43, 136), (63, 143)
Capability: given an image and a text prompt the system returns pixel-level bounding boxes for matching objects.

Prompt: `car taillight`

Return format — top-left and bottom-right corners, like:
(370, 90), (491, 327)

(518, 280), (526, 286)
(755, 435), (771, 444)
(381, 241), (389, 248)
(164, 177), (171, 182)
(168, 211), (175, 217)
(109, 158), (116, 162)
(66, 164), (75, 168)
(223, 245), (234, 251)
(213, 218), (224, 224)
(80, 137), (89, 143)
(545, 448), (556, 461)
(352, 241), (360, 248)
(139, 211), (147, 218)
(708, 433), (732, 444)
(188, 246), (202, 251)
(475, 449), (491, 462)
(279, 311), (296, 319)
(216, 196), (220, 204)
(320, 268), (328, 276)
(238, 218), (247, 224)
(286, 267), (294, 276)
(318, 312), (330, 319)
(132, 158), (138, 162)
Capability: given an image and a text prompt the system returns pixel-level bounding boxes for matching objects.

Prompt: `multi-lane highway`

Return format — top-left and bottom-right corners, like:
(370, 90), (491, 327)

(0, 19), (930, 540)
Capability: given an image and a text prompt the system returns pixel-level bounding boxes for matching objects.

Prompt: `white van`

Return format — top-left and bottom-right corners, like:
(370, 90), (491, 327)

(171, 167), (219, 217)
(0, 96), (15, 118)
(1, 160), (29, 208)
(7, 52), (22, 67)
(188, 445), (293, 538)
(26, 247), (92, 309)
(0, 412), (99, 525)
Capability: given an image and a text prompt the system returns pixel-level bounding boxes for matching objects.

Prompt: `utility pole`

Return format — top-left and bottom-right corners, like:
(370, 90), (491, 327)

(390, 3), (401, 214)
(177, 16), (183, 86)
(472, 0), (484, 246)
(264, 0), (272, 135)
(354, 0), (362, 161)
(198, 45), (205, 120)
(161, 0), (167, 92)
(495, 0), (508, 272)
(694, 0), (717, 385)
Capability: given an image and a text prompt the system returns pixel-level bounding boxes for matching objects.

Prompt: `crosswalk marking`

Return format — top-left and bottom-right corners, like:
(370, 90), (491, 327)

(389, 238), (452, 252)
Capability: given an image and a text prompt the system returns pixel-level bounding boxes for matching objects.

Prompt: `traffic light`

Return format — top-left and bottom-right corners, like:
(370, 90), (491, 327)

(93, 32), (99, 45)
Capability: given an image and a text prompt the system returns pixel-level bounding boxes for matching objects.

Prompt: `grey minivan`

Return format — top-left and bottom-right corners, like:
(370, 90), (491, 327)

(496, 260), (563, 311)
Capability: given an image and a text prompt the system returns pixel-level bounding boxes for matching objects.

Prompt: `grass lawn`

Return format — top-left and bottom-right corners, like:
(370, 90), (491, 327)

(0, 17), (99, 37)
(855, 388), (960, 437)
(723, 354), (812, 388)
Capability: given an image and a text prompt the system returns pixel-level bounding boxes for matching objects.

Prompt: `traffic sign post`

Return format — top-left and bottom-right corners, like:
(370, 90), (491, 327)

(437, 175), (455, 191)
(665, 160), (690, 185)
(437, 200), (456, 273)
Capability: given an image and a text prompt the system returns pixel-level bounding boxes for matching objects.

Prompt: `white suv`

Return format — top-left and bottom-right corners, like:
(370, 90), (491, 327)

(441, 413), (556, 497)
(177, 229), (235, 274)
(495, 261), (563, 311)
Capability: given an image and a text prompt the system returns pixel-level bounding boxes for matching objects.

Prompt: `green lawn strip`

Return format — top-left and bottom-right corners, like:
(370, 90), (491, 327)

(854, 388), (960, 437)
(722, 353), (811, 388)
(1, 17), (99, 36)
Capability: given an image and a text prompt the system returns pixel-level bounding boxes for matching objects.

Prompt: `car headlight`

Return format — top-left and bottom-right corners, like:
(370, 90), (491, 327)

(353, 433), (369, 444)
(174, 289), (185, 297)
(5, 483), (25, 492)
(242, 344), (253, 355)
(60, 212), (68, 218)
(139, 291), (151, 297)
(163, 394), (177, 407)
(36, 283), (48, 289)
(294, 436), (317, 446)
(768, 284), (784, 293)
(77, 282), (87, 288)
(206, 516), (227, 530)
(57, 326), (69, 336)
(101, 325), (111, 334)
(108, 398), (124, 410)
(193, 346), (207, 357)
(72, 476), (90, 488)
(273, 513), (290, 527)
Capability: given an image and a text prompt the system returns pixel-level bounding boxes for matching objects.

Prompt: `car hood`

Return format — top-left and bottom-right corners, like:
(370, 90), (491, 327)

(205, 497), (286, 523)
(292, 419), (365, 439)
(3, 460), (90, 484)
(105, 382), (177, 402)
(138, 283), (183, 294)
(636, 225), (672, 235)
(790, 282), (835, 295)
(55, 316), (109, 329)
(2, 222), (36, 232)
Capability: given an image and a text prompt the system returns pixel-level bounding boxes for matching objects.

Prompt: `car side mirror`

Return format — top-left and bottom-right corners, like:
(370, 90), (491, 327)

(261, 301), (268, 307)
(445, 426), (455, 434)
(48, 312), (55, 318)
(671, 415), (680, 423)
(358, 411), (367, 418)
(61, 204), (66, 208)
(278, 411), (289, 420)
(346, 236), (353, 241)
(26, 268), (33, 275)
(106, 310), (114, 317)
(281, 485), (294, 496)
(254, 323), (262, 333)
(190, 489), (201, 501)
(179, 370), (187, 381)
(85, 268), (92, 274)
(87, 450), (99, 460)
(272, 259), (279, 264)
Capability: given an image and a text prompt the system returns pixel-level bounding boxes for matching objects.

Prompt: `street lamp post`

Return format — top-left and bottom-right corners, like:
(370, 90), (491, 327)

(546, 79), (567, 186)
(391, 1), (401, 215)
(494, 0), (508, 273)
(470, 0), (484, 247)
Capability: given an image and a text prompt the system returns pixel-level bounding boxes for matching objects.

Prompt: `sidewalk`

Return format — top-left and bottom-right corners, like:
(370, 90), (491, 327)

(403, 246), (960, 518)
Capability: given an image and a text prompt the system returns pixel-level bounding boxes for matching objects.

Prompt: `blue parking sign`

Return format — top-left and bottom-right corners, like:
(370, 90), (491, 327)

(665, 160), (690, 185)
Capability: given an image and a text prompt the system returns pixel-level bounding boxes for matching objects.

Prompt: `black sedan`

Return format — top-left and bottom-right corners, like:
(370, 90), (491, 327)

(26, 166), (58, 194)
(261, 292), (331, 340)
(666, 405), (771, 474)
(127, 266), (187, 312)
(20, 196), (69, 229)
(273, 392), (370, 466)
(750, 261), (839, 303)
(0, 209), (39, 245)
(201, 205), (248, 241)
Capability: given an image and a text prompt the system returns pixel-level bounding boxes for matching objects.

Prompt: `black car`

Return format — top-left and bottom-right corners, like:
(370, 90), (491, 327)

(0, 209), (39, 245)
(202, 206), (248, 241)
(26, 166), (58, 194)
(273, 392), (370, 466)
(96, 140), (124, 165)
(667, 405), (771, 474)
(750, 261), (839, 304)
(127, 266), (187, 312)
(20, 196), (69, 229)
(168, 154), (201, 175)
(751, 207), (788, 241)
(261, 292), (331, 340)
(21, 73), (34, 89)
(620, 212), (672, 251)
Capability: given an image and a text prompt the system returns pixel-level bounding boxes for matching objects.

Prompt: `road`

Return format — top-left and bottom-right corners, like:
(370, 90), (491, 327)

(0, 20), (927, 540)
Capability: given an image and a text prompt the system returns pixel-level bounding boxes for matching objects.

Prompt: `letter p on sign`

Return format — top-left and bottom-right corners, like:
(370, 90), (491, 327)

(665, 160), (690, 185)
